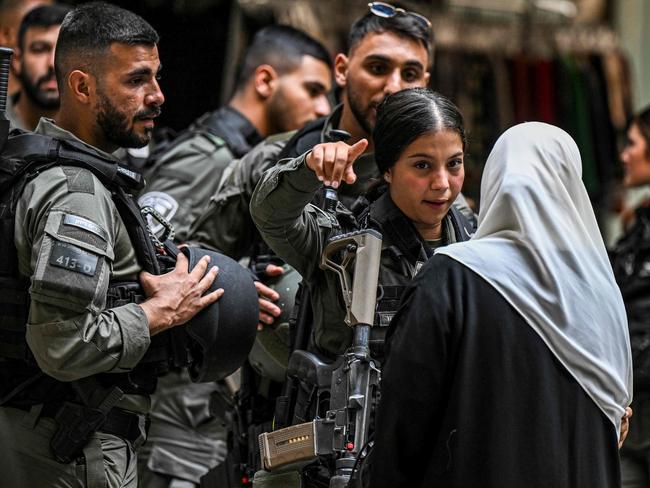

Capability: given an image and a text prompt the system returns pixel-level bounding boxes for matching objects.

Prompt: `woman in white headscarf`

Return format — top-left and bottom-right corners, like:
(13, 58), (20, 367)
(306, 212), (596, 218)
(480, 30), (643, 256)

(368, 122), (632, 488)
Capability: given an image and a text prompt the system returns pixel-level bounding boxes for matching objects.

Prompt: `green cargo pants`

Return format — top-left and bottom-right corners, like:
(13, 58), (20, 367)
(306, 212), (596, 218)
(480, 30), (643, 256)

(0, 405), (141, 487)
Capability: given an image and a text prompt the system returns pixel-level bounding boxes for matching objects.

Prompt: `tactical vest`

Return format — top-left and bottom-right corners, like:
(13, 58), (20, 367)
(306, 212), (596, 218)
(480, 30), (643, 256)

(0, 129), (183, 403)
(144, 107), (259, 177)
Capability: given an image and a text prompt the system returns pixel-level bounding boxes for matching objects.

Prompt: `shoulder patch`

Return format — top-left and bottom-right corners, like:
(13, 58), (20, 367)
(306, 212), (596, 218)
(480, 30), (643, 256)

(62, 214), (108, 242)
(138, 191), (179, 234)
(49, 240), (99, 276)
(62, 167), (94, 194)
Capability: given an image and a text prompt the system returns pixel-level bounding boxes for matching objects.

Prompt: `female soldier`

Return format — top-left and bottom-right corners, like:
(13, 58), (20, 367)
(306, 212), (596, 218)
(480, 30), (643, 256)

(370, 122), (632, 488)
(250, 88), (474, 359)
(612, 106), (650, 488)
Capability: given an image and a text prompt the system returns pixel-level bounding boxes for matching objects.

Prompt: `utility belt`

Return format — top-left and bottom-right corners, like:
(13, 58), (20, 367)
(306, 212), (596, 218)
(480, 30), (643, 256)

(1, 372), (147, 464)
(9, 401), (146, 446)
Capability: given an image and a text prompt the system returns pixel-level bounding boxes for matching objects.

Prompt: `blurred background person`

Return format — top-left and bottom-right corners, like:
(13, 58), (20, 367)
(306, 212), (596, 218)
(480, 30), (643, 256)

(611, 106), (650, 488)
(0, 0), (52, 97)
(140, 24), (332, 241)
(9, 3), (71, 130)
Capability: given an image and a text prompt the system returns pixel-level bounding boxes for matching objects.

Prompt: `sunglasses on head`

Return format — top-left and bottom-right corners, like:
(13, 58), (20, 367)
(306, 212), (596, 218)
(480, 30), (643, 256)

(367, 2), (432, 30)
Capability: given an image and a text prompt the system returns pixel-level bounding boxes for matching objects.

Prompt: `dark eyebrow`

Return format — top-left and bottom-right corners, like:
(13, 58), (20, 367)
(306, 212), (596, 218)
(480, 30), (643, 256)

(364, 54), (424, 71)
(407, 151), (464, 159)
(127, 63), (162, 78)
(403, 60), (425, 71)
(364, 54), (390, 63)
(304, 80), (327, 93)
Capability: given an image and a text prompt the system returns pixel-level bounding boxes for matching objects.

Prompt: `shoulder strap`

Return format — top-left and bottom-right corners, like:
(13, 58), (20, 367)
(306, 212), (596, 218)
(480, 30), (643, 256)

(142, 112), (231, 173)
(2, 131), (144, 193)
(277, 117), (327, 160)
(197, 110), (253, 158)
(3, 131), (159, 274)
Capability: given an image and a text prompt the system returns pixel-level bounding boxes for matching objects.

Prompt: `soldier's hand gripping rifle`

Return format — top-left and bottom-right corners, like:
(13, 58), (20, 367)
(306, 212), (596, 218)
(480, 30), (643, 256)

(259, 229), (382, 488)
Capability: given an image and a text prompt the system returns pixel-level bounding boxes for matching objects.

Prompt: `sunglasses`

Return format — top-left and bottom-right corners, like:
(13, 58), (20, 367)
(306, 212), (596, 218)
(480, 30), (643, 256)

(367, 2), (432, 30)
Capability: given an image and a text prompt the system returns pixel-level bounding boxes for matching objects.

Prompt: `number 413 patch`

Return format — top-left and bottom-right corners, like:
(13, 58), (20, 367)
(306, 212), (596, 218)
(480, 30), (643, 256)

(49, 240), (99, 276)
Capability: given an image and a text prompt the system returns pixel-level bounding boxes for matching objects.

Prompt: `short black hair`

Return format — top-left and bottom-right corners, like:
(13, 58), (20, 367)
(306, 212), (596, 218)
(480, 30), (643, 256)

(234, 25), (332, 89)
(55, 2), (159, 86)
(348, 11), (432, 63)
(374, 88), (465, 174)
(18, 4), (72, 50)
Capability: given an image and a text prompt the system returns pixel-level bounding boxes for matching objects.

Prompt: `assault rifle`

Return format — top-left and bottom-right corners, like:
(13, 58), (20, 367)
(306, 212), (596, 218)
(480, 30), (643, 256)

(259, 228), (382, 487)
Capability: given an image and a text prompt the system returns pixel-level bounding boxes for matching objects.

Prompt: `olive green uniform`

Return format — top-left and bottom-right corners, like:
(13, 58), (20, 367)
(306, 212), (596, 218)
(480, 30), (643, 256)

(139, 108), (262, 486)
(139, 131), (233, 243)
(187, 105), (381, 253)
(250, 152), (471, 356)
(6, 92), (27, 130)
(139, 107), (263, 243)
(187, 104), (476, 255)
(0, 118), (151, 487)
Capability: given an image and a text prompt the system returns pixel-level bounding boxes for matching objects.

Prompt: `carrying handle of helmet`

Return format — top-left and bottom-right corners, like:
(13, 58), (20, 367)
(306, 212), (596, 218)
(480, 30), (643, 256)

(0, 47), (13, 153)
(319, 229), (382, 327)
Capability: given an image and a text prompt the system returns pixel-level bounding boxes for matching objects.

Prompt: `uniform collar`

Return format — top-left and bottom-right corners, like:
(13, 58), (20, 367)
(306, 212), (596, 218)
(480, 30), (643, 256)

(217, 106), (263, 151)
(368, 191), (432, 262)
(35, 117), (121, 162)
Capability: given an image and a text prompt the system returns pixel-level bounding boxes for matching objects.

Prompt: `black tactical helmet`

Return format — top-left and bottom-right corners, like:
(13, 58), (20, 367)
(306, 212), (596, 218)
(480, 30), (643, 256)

(183, 247), (259, 382)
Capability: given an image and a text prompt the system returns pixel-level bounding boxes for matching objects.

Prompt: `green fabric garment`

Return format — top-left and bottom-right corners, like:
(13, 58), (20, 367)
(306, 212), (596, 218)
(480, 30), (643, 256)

(0, 406), (140, 488)
(187, 131), (295, 255)
(558, 55), (599, 195)
(13, 117), (150, 413)
(139, 130), (233, 242)
(250, 153), (455, 356)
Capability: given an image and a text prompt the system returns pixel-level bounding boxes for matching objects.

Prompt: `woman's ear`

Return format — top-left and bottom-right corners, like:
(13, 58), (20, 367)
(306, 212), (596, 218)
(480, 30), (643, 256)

(384, 169), (392, 183)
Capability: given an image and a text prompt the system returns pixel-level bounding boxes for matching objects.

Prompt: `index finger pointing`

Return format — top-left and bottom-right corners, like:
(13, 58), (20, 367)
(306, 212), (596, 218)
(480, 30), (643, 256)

(348, 138), (369, 162)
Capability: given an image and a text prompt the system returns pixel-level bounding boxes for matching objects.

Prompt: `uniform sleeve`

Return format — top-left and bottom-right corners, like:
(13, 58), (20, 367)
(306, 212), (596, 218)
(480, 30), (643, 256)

(368, 257), (458, 488)
(186, 135), (290, 258)
(139, 135), (234, 242)
(15, 167), (151, 382)
(249, 152), (336, 279)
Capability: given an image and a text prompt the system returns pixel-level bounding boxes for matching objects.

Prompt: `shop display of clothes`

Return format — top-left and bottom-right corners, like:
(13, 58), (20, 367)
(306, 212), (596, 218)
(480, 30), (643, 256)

(431, 35), (632, 211)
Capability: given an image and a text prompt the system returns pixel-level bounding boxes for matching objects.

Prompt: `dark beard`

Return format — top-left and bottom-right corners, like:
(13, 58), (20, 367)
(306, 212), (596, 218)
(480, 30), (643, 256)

(346, 82), (376, 136)
(266, 87), (296, 134)
(95, 93), (160, 149)
(18, 66), (59, 110)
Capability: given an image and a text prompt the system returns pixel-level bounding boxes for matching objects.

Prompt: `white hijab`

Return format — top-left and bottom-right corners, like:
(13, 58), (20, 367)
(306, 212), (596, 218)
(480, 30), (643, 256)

(438, 122), (632, 433)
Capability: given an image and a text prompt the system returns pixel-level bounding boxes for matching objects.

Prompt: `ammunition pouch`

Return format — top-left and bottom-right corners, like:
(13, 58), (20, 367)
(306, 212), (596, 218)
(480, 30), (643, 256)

(48, 380), (149, 463)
